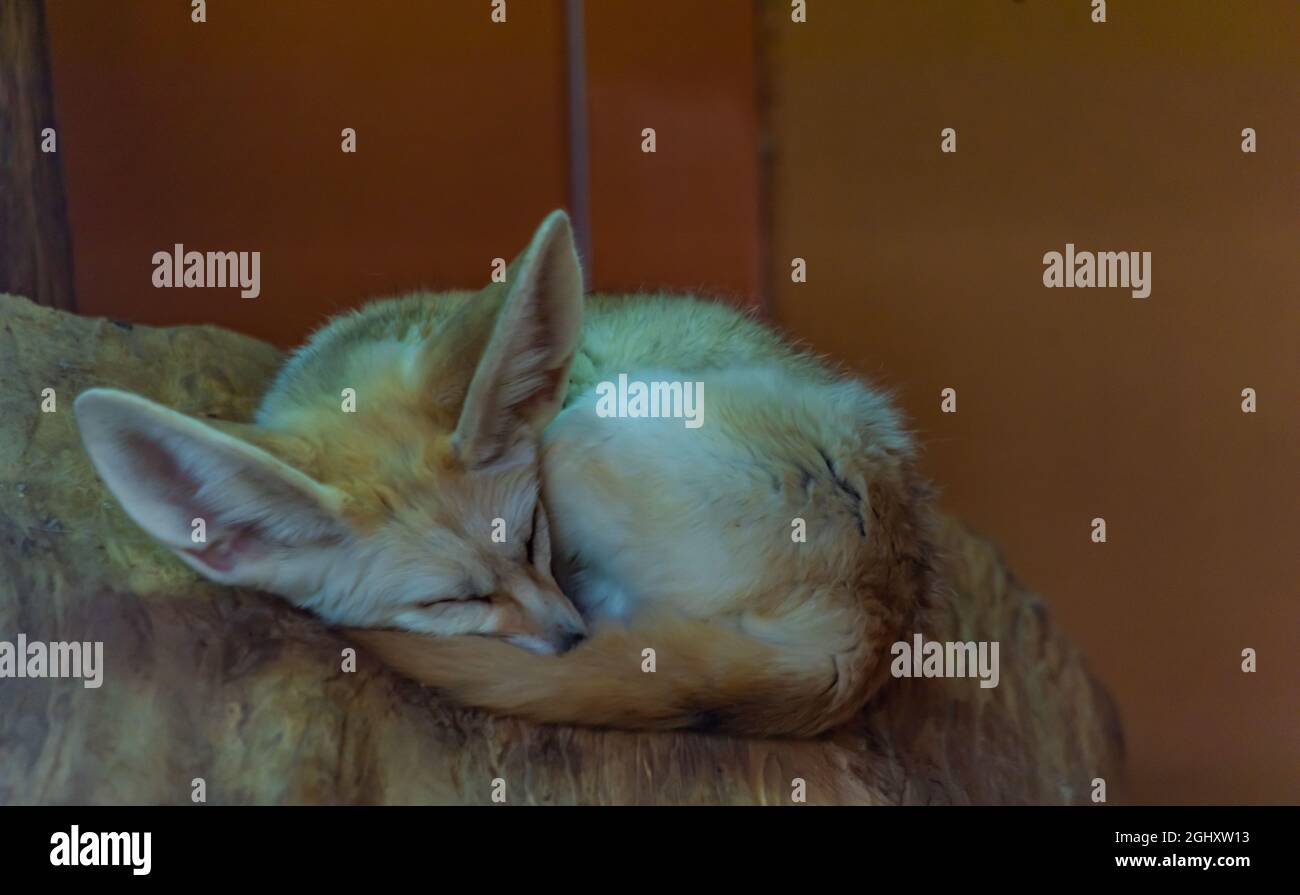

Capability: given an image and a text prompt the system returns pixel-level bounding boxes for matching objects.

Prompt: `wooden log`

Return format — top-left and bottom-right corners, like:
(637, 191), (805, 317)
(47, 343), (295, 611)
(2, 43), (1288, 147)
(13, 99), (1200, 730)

(0, 1), (75, 310)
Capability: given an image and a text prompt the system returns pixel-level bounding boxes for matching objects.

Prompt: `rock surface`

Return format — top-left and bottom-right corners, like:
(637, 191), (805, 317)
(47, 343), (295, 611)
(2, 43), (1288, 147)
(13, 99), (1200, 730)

(0, 293), (1123, 804)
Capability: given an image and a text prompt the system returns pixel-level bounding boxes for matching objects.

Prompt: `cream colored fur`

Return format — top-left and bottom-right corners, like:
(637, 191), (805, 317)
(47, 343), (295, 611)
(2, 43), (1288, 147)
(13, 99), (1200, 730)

(77, 210), (938, 736)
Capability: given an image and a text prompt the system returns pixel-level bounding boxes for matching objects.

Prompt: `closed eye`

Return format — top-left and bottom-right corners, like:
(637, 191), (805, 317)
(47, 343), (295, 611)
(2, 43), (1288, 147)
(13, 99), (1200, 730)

(414, 593), (492, 610)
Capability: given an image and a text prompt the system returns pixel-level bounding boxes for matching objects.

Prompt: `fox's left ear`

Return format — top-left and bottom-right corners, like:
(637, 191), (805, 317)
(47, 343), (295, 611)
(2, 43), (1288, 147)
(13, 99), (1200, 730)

(453, 209), (584, 469)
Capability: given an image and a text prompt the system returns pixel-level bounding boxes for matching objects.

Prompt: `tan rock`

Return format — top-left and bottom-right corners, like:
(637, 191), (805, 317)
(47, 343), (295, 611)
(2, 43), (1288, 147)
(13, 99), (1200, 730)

(0, 294), (1122, 804)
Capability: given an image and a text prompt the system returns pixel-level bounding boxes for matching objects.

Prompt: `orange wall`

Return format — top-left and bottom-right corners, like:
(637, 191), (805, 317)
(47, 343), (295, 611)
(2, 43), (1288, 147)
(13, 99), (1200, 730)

(45, 0), (762, 346)
(585, 0), (761, 302)
(46, 0), (570, 346)
(762, 0), (1299, 804)
(42, 1), (1296, 804)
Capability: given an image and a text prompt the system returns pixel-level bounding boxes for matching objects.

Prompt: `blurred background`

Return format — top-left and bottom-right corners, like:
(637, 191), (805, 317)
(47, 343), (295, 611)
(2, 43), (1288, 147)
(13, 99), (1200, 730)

(6, 0), (1296, 803)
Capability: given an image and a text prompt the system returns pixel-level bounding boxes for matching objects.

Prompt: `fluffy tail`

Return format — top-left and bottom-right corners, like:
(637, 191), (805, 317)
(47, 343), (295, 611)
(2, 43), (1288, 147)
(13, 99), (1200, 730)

(346, 615), (875, 738)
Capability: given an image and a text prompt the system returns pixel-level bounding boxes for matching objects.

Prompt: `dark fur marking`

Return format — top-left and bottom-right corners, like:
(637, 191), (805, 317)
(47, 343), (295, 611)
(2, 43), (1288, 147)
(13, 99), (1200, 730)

(816, 446), (866, 537)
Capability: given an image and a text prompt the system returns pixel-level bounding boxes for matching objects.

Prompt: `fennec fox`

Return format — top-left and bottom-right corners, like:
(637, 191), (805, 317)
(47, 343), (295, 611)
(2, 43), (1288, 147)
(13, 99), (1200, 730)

(76, 211), (937, 736)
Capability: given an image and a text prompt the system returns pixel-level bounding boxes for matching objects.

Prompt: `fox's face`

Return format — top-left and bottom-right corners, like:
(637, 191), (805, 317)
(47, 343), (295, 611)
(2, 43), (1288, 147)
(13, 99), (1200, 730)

(320, 433), (585, 653)
(76, 210), (588, 654)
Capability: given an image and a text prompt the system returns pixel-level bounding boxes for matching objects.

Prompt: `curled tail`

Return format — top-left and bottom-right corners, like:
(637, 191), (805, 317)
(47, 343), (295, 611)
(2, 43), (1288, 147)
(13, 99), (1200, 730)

(346, 614), (878, 738)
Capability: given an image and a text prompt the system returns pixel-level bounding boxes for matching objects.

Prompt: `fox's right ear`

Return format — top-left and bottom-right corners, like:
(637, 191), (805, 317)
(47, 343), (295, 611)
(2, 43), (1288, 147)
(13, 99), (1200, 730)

(75, 388), (350, 587)
(453, 209), (584, 469)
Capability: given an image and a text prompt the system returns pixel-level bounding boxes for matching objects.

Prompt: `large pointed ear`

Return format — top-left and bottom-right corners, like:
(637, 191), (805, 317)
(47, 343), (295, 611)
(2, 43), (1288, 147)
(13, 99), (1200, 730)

(74, 388), (350, 587)
(453, 209), (584, 469)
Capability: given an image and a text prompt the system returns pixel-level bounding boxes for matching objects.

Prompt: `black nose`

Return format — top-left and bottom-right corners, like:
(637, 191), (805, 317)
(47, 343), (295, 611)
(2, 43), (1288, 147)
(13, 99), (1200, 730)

(556, 629), (586, 654)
